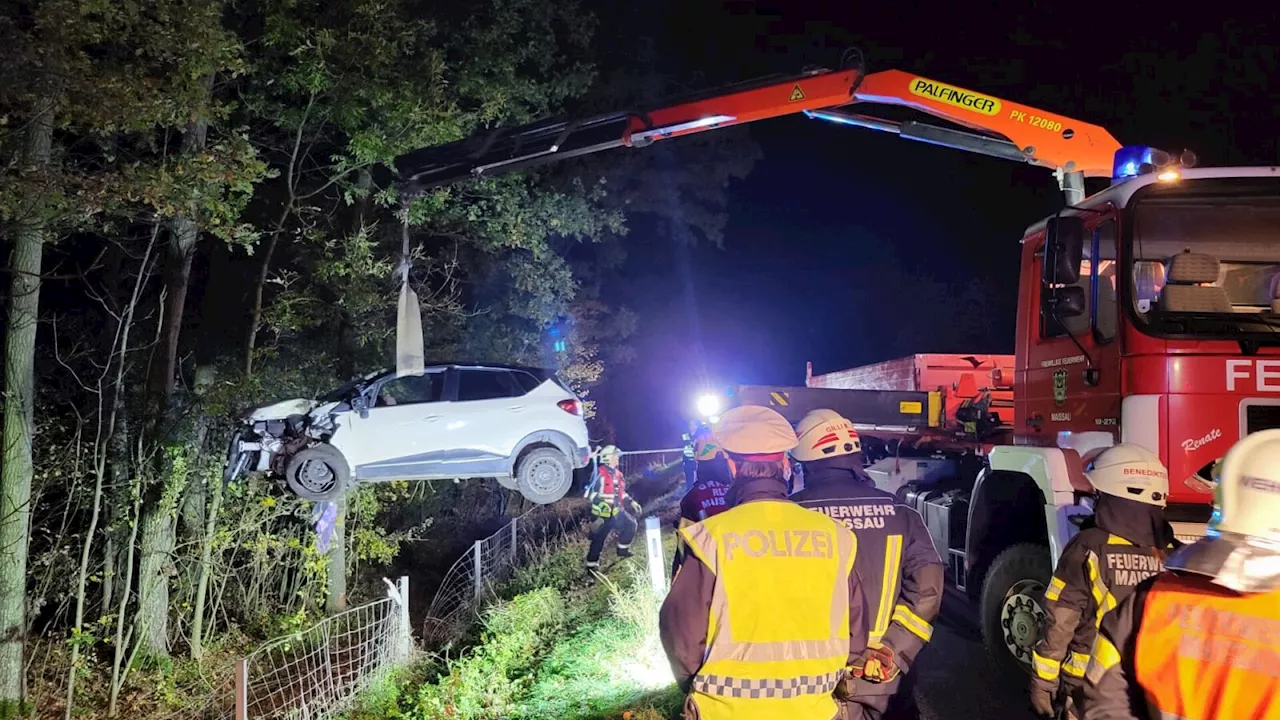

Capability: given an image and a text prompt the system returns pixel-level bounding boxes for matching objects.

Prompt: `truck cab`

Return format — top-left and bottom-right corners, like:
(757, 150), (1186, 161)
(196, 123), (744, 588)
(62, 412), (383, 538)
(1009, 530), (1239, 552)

(978, 163), (1280, 672)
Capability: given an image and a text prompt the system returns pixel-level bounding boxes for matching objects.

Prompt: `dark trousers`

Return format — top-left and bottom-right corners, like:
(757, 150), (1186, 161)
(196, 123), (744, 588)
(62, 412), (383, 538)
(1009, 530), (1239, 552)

(586, 512), (638, 563)
(841, 670), (919, 720)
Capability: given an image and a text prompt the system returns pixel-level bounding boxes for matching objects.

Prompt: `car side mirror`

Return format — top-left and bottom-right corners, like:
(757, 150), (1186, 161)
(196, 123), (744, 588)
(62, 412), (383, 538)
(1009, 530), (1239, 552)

(1043, 284), (1086, 319)
(1043, 216), (1086, 285)
(352, 394), (370, 419)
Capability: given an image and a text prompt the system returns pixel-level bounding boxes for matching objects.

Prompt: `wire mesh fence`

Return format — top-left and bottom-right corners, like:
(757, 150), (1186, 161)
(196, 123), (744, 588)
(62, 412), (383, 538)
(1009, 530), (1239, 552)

(617, 447), (685, 483)
(421, 504), (591, 644)
(227, 578), (410, 720)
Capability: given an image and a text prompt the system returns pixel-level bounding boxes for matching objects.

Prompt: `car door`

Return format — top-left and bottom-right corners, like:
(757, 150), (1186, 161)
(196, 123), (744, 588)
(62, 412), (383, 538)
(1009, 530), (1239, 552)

(334, 368), (447, 480)
(443, 366), (529, 475)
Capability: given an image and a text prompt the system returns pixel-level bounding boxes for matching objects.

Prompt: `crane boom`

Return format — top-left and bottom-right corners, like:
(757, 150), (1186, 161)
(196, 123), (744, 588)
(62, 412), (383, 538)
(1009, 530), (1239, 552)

(394, 63), (1122, 198)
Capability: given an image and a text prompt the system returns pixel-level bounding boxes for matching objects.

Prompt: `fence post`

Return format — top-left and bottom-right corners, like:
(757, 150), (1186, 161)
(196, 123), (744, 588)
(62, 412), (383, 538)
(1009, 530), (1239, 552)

(397, 575), (410, 660)
(644, 516), (667, 599)
(234, 657), (248, 720)
(510, 516), (518, 561)
(473, 539), (483, 601)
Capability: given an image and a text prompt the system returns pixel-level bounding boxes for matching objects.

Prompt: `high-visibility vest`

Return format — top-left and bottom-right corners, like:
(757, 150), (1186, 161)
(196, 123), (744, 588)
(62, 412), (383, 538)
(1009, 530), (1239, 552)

(1132, 572), (1280, 720)
(680, 500), (857, 720)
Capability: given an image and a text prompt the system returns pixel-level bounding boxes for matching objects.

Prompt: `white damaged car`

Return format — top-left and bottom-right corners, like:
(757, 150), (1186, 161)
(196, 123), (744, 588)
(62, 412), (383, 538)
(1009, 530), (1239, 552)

(228, 363), (591, 504)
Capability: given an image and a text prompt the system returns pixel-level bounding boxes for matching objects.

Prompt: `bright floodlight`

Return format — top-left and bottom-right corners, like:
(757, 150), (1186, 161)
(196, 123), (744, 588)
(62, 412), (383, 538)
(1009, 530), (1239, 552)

(696, 393), (722, 419)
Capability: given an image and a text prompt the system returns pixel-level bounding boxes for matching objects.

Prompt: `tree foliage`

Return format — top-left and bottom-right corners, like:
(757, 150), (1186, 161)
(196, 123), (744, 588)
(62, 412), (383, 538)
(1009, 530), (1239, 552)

(0, 0), (755, 713)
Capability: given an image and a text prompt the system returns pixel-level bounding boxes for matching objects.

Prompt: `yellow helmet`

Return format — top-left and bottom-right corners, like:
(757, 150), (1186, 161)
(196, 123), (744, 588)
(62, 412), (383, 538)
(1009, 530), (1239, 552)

(598, 445), (622, 468)
(714, 405), (797, 457)
(792, 409), (862, 462)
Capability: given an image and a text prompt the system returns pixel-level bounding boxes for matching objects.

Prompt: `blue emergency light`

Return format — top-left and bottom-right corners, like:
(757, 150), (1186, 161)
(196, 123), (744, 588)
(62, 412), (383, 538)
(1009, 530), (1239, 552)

(1112, 146), (1157, 181)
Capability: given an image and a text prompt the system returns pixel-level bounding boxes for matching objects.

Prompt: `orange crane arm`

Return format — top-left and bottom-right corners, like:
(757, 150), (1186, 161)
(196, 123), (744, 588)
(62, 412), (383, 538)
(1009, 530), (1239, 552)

(395, 63), (1122, 196)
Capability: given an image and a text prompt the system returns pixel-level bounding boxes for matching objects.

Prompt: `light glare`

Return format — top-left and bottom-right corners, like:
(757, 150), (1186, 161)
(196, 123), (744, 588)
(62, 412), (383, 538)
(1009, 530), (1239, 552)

(696, 393), (722, 418)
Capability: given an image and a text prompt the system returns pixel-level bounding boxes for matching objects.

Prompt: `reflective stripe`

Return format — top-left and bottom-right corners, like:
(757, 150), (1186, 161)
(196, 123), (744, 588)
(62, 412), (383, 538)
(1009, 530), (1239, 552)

(871, 535), (904, 641)
(1045, 576), (1066, 602)
(692, 670), (843, 699)
(1063, 651), (1089, 678)
(891, 603), (933, 642)
(1085, 635), (1121, 684)
(1032, 651), (1061, 681)
(1086, 552), (1118, 626)
(1107, 534), (1133, 545)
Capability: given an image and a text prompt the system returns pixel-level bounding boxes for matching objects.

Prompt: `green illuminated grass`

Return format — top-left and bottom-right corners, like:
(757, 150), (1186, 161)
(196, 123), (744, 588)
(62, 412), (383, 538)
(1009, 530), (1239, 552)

(346, 532), (683, 720)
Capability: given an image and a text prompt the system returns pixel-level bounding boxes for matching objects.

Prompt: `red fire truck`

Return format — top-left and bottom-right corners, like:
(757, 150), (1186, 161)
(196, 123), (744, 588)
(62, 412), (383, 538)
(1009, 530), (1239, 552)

(395, 54), (1279, 674)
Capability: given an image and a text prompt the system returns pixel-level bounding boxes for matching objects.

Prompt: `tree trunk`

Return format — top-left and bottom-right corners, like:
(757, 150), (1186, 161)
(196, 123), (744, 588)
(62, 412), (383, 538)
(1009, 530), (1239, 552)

(325, 496), (347, 615)
(0, 92), (54, 713)
(136, 104), (209, 658)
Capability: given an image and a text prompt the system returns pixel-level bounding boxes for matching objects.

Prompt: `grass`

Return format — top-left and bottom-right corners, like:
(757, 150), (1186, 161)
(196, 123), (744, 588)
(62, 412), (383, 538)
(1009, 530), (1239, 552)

(344, 531), (684, 720)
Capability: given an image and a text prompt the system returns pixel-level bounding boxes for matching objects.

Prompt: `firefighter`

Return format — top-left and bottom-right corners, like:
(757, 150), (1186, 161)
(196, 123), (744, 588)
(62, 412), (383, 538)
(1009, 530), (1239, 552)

(659, 405), (869, 720)
(585, 445), (640, 570)
(1083, 429), (1280, 720)
(1029, 444), (1177, 719)
(789, 409), (944, 720)
(670, 425), (734, 577)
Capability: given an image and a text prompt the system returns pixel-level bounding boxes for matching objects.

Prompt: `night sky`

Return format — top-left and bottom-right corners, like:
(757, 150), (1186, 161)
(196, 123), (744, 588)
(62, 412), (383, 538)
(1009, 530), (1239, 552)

(589, 1), (1280, 448)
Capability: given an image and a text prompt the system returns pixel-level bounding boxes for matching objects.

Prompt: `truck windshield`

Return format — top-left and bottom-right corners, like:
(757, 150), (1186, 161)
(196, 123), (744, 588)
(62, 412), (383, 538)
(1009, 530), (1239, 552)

(1128, 180), (1280, 338)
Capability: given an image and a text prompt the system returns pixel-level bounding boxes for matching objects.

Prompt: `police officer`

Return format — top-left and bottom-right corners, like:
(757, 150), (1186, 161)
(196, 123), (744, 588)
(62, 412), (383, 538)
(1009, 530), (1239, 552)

(659, 405), (869, 720)
(789, 409), (944, 720)
(585, 445), (640, 570)
(670, 425), (734, 577)
(1083, 430), (1280, 720)
(1030, 444), (1177, 718)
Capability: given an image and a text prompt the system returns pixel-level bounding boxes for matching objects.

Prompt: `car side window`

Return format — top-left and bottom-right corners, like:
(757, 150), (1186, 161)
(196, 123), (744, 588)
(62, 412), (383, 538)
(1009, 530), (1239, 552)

(511, 370), (544, 394)
(457, 369), (521, 401)
(375, 372), (443, 407)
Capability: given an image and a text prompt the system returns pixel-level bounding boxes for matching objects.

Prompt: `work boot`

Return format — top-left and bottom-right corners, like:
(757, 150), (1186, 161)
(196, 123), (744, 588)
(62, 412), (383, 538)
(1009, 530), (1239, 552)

(616, 545), (633, 559)
(585, 559), (600, 571)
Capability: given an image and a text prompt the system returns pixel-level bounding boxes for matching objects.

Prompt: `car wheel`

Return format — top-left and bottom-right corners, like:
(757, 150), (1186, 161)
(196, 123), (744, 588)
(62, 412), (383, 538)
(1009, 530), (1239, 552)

(979, 542), (1052, 679)
(285, 444), (351, 502)
(515, 447), (573, 504)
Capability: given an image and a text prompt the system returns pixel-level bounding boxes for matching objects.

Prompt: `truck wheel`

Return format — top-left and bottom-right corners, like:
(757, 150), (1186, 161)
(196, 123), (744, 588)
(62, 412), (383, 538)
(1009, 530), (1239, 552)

(979, 543), (1052, 679)
(285, 444), (350, 502)
(515, 447), (572, 504)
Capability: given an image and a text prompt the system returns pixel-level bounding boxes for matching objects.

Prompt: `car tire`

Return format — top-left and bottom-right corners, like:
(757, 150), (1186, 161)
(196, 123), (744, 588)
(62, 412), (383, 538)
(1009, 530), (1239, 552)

(285, 444), (351, 502)
(514, 447), (573, 504)
(979, 542), (1053, 680)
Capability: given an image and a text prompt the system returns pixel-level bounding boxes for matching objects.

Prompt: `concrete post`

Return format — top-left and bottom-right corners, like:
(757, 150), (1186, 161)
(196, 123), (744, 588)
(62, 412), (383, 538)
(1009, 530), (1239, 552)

(472, 540), (483, 601)
(644, 516), (666, 598)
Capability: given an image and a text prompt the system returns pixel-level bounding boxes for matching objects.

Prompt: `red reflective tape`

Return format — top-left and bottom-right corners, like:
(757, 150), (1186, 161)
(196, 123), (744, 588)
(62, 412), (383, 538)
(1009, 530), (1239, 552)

(812, 433), (839, 448)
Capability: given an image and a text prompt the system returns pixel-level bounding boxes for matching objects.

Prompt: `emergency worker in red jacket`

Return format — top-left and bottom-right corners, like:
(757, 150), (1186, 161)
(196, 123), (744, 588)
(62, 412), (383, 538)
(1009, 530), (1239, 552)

(788, 409), (944, 720)
(1029, 444), (1177, 719)
(585, 445), (640, 570)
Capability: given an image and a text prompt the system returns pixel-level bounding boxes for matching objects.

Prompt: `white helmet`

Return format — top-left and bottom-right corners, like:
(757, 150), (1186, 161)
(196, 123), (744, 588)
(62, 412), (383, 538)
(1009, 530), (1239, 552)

(1213, 429), (1280, 543)
(792, 409), (862, 462)
(1085, 444), (1169, 506)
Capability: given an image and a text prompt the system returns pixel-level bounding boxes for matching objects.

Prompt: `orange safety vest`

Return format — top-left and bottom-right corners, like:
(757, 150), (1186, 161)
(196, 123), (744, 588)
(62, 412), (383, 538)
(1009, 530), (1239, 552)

(1134, 572), (1280, 720)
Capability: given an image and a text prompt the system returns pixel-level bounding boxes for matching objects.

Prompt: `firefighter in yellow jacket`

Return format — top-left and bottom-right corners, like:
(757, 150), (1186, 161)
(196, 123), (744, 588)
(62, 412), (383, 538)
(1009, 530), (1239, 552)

(1082, 429), (1280, 720)
(659, 405), (870, 720)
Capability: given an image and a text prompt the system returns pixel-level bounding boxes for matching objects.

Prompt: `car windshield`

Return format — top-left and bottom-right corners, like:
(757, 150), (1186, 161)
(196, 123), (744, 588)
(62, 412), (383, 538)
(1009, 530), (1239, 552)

(1130, 186), (1280, 335)
(317, 369), (389, 403)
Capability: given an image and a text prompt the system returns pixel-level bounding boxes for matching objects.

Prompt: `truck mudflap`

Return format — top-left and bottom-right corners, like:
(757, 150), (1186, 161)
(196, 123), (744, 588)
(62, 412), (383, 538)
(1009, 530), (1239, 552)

(730, 384), (939, 429)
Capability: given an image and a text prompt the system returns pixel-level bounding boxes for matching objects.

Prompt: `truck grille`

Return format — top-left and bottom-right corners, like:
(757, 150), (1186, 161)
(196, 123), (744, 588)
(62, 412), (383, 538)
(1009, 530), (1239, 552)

(1245, 404), (1280, 434)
